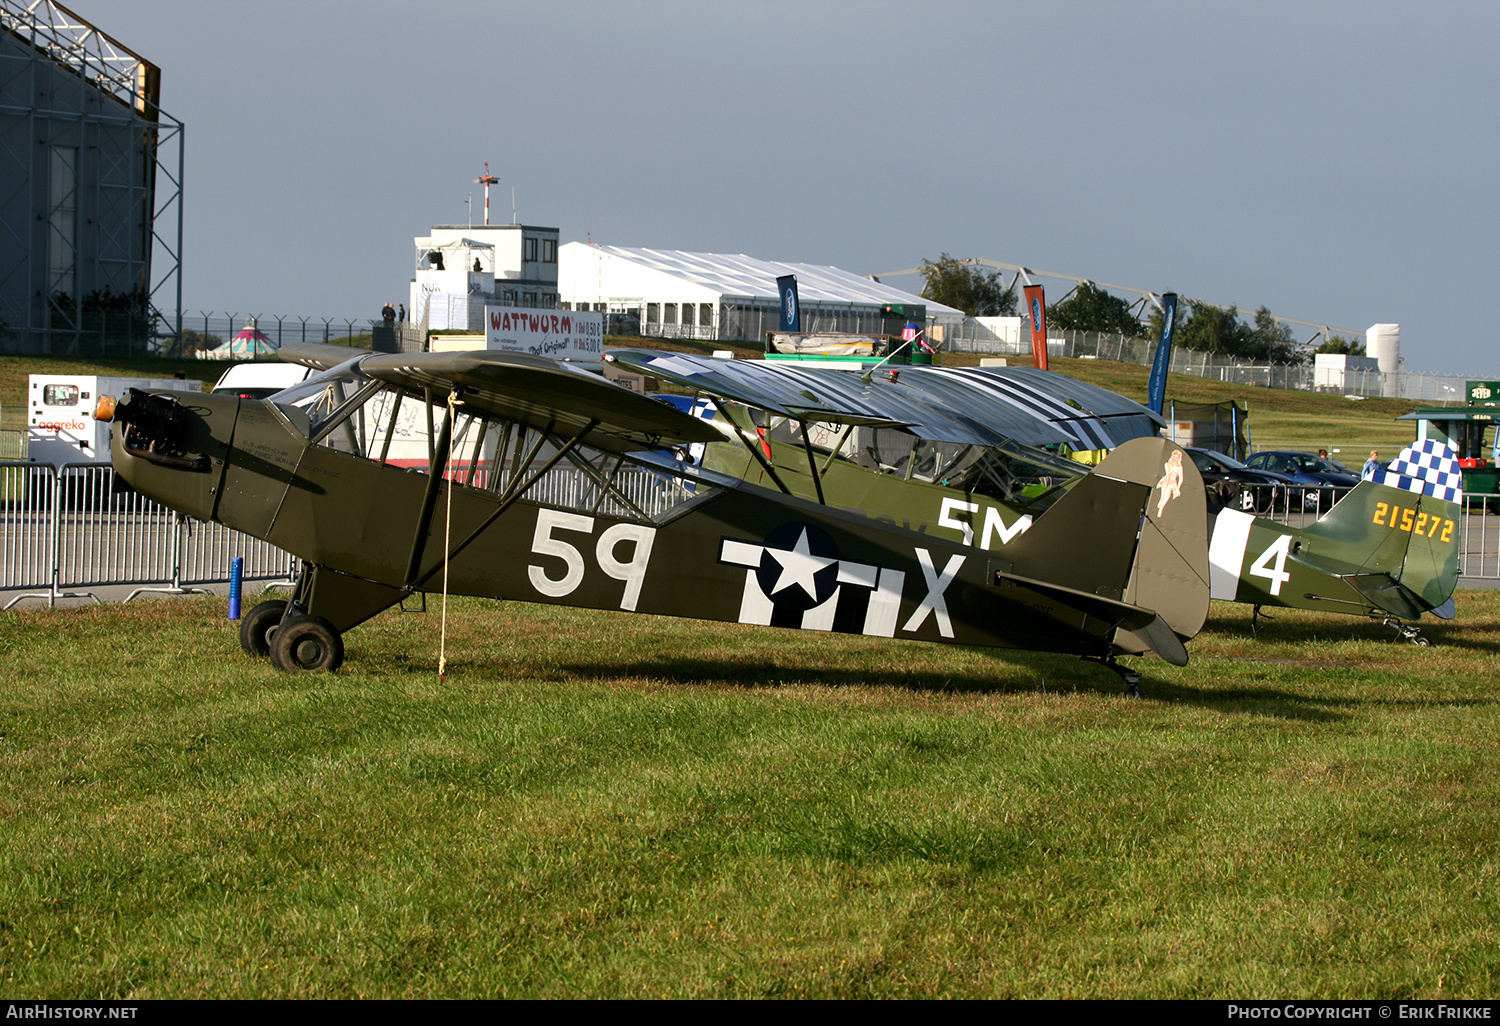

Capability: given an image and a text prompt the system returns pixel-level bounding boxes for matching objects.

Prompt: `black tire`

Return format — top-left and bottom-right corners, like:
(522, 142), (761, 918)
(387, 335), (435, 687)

(269, 615), (344, 672)
(240, 600), (288, 657)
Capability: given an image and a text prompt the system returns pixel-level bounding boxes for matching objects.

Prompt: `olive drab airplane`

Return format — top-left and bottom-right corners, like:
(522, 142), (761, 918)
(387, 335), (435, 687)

(92, 343), (1213, 691)
(604, 349), (1463, 643)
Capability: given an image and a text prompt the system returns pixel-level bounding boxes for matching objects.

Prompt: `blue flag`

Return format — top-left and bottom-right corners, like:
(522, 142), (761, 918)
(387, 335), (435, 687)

(1146, 293), (1177, 416)
(776, 275), (800, 332)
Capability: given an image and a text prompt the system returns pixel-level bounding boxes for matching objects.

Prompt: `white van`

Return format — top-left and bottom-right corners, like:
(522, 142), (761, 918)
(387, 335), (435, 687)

(211, 362), (312, 400)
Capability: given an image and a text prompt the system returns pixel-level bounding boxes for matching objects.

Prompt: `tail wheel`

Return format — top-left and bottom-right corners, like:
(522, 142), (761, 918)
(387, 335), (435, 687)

(269, 614), (344, 672)
(239, 600), (288, 657)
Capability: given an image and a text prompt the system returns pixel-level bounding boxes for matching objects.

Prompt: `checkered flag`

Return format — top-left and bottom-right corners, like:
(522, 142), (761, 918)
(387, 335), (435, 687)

(1377, 440), (1463, 502)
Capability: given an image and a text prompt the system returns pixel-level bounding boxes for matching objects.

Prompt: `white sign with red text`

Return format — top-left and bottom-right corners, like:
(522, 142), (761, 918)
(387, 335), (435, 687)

(484, 306), (604, 363)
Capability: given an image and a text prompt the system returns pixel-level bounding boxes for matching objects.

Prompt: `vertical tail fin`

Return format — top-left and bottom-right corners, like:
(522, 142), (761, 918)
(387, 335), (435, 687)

(1004, 437), (1211, 653)
(1307, 440), (1463, 616)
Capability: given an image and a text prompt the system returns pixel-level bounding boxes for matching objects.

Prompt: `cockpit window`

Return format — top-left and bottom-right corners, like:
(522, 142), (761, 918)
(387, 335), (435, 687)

(267, 358), (379, 446)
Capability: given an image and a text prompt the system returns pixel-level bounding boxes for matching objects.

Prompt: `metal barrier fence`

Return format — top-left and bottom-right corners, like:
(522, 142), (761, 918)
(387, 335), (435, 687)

(525, 465), (697, 519)
(1461, 494), (1500, 579)
(1210, 481), (1348, 519)
(1, 462), (297, 608)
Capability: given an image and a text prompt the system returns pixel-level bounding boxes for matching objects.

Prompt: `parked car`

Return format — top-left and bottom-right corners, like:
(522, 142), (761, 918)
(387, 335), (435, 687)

(1186, 448), (1295, 513)
(1241, 450), (1360, 512)
(211, 362), (312, 400)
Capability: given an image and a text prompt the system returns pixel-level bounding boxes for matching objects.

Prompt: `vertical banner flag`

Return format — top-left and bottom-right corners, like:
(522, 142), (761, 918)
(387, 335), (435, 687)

(776, 275), (801, 332)
(1023, 285), (1048, 371)
(1146, 293), (1178, 416)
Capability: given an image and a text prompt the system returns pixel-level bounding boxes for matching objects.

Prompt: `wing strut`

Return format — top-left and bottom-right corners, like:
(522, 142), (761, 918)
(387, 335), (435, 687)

(713, 399), (791, 495)
(403, 397), (458, 588)
(798, 423), (826, 505)
(410, 419), (600, 592)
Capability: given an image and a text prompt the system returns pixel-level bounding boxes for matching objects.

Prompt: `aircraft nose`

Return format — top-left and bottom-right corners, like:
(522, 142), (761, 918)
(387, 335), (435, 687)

(99, 389), (238, 520)
(98, 388), (218, 471)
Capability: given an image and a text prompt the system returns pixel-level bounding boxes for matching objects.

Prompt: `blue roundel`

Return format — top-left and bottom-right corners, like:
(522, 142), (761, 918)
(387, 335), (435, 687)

(1030, 297), (1042, 323)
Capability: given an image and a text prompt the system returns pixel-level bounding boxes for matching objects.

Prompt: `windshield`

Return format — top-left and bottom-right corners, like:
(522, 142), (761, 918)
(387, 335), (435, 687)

(266, 356), (373, 438)
(1291, 453), (1348, 474)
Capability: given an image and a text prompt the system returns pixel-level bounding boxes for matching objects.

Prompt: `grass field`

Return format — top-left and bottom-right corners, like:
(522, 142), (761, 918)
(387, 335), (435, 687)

(2, 592), (1497, 998)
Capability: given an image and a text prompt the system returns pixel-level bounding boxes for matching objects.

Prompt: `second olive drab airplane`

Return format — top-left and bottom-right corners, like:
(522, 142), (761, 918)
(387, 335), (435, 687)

(92, 343), (1213, 691)
(605, 350), (1462, 643)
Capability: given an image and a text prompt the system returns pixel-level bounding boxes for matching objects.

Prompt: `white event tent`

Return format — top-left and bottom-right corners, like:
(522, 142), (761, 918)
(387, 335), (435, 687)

(558, 244), (963, 343)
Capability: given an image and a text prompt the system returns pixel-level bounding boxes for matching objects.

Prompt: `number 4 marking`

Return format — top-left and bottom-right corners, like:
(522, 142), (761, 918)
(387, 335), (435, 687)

(1249, 535), (1293, 596)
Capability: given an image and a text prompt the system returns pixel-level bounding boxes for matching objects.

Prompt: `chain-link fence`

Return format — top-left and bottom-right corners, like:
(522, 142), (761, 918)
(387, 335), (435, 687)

(0, 304), (383, 358)
(943, 323), (1471, 402)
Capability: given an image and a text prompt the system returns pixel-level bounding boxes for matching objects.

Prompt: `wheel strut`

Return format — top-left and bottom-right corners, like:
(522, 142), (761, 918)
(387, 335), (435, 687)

(1380, 617), (1431, 646)
(1082, 656), (1142, 697)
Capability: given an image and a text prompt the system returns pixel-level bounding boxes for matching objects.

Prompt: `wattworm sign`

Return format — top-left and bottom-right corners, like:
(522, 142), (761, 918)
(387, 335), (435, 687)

(485, 306), (604, 362)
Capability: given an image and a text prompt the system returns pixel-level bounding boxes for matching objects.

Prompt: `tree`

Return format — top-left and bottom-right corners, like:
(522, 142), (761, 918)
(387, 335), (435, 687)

(919, 254), (1016, 317)
(1048, 281), (1143, 336)
(1315, 335), (1366, 356)
(1147, 301), (1305, 364)
(167, 328), (222, 358)
(1246, 306), (1302, 364)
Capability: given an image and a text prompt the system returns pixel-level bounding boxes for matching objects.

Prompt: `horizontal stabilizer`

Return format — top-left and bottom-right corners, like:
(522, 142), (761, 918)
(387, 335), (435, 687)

(1340, 573), (1426, 621)
(992, 570), (1189, 665)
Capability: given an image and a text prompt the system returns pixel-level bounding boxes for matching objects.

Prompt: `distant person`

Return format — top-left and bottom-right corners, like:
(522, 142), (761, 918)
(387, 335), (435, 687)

(474, 258), (483, 273)
(1363, 450), (1381, 479)
(381, 302), (395, 328)
(397, 303), (405, 323)
(1317, 448), (1329, 461)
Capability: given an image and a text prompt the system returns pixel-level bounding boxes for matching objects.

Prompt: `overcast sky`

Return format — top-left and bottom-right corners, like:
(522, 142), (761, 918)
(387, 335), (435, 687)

(102, 0), (1497, 374)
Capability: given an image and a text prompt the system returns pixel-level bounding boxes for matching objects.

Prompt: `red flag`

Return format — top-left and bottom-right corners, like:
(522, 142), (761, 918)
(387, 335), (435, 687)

(1023, 285), (1048, 371)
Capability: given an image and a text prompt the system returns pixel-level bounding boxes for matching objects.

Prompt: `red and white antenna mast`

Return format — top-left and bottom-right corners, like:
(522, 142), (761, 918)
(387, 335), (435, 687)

(473, 162), (500, 226)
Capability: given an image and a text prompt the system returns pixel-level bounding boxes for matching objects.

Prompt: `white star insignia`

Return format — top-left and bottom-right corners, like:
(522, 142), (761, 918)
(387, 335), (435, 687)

(765, 528), (836, 599)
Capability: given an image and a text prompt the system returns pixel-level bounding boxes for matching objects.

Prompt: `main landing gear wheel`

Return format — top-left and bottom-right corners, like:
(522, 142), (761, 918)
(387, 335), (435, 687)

(269, 614), (345, 672)
(240, 600), (288, 657)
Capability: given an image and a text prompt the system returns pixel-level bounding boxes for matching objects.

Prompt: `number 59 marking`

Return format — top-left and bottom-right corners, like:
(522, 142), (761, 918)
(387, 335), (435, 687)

(528, 509), (656, 611)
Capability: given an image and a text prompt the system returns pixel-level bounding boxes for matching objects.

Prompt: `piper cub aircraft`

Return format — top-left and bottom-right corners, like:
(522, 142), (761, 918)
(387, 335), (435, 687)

(605, 349), (1463, 643)
(95, 343), (1212, 691)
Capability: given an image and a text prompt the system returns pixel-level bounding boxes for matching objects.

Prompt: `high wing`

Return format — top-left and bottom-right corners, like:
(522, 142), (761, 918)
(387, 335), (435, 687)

(279, 342), (368, 372)
(605, 349), (1165, 450)
(606, 349), (1060, 446)
(359, 350), (723, 453)
(282, 348), (722, 454)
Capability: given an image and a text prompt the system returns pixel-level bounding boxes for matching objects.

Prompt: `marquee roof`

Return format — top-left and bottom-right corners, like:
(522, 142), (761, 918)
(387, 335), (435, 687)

(563, 244), (964, 318)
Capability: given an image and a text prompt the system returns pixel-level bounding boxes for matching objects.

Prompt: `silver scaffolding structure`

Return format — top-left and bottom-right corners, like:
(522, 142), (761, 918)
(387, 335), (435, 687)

(0, 0), (183, 355)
